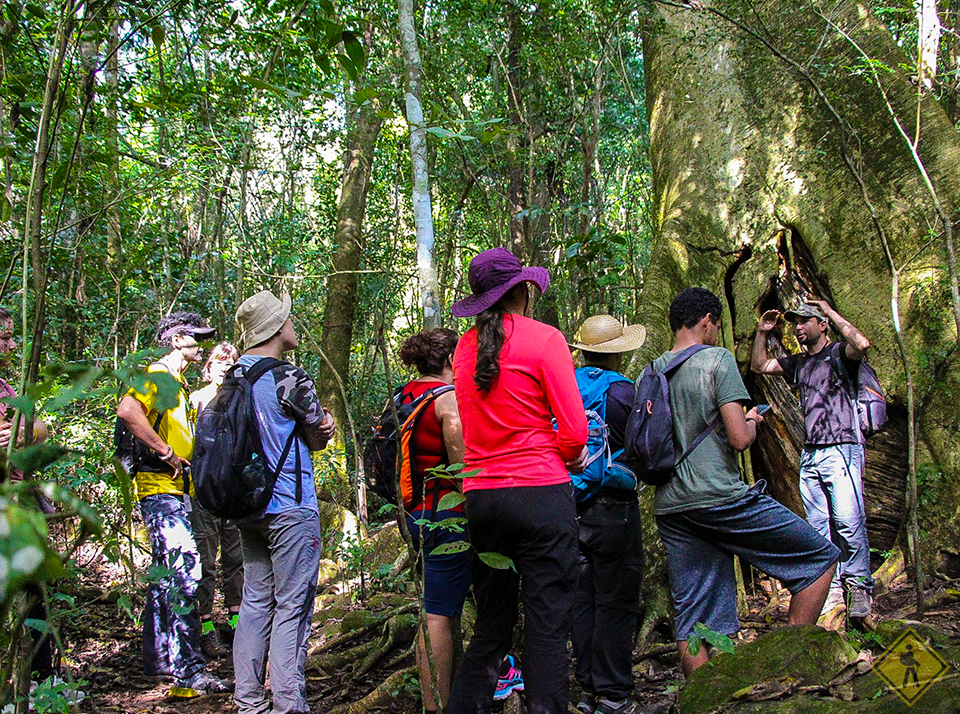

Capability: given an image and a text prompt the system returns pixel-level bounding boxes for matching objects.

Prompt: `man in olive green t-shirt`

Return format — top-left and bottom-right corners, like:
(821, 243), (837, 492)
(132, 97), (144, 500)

(653, 288), (838, 678)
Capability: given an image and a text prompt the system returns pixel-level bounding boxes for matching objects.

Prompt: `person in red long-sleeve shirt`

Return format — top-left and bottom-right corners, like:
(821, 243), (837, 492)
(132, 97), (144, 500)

(446, 248), (588, 714)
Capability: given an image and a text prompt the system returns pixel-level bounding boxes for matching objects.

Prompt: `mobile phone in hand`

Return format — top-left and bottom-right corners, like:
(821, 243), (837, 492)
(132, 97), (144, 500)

(756, 404), (772, 415)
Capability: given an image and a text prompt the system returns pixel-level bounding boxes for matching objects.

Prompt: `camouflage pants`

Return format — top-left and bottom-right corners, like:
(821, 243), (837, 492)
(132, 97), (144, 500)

(139, 494), (204, 680)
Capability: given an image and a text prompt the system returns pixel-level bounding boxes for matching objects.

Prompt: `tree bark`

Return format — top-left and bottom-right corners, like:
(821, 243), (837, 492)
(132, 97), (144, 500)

(399, 0), (440, 327)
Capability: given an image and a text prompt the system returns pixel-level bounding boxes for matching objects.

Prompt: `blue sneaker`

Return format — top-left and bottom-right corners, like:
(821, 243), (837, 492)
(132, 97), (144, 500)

(493, 655), (524, 701)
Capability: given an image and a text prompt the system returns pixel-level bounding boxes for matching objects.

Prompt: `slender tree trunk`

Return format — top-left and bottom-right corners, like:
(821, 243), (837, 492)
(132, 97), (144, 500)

(318, 103), (383, 439)
(399, 0), (440, 327)
(505, 10), (527, 255)
(22, 0), (76, 385)
(105, 12), (121, 267)
(918, 0), (941, 89)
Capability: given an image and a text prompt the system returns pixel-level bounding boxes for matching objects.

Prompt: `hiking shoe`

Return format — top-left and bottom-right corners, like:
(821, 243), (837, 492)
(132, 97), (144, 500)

(820, 586), (844, 616)
(846, 584), (872, 619)
(493, 654), (524, 701)
(176, 670), (233, 694)
(576, 691), (597, 714)
(595, 697), (643, 714)
(200, 629), (229, 659)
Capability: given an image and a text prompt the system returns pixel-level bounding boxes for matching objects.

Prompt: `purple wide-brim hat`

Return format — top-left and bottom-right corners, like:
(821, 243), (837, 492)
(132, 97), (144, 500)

(451, 247), (550, 318)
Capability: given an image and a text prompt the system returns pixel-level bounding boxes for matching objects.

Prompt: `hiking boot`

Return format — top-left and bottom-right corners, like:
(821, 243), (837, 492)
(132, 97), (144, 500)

(200, 629), (229, 660)
(820, 586), (844, 616)
(493, 654), (524, 701)
(846, 584), (872, 619)
(576, 691), (597, 714)
(595, 697), (643, 714)
(176, 670), (233, 694)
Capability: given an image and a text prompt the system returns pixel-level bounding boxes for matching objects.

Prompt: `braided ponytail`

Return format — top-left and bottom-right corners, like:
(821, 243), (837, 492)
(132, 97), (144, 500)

(473, 304), (507, 391)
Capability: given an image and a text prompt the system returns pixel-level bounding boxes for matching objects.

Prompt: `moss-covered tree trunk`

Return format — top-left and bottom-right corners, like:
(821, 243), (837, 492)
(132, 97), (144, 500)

(640, 0), (960, 569)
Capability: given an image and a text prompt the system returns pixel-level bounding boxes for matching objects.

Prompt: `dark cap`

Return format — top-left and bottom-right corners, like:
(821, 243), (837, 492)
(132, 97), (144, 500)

(158, 321), (216, 342)
(784, 304), (826, 322)
(451, 248), (549, 318)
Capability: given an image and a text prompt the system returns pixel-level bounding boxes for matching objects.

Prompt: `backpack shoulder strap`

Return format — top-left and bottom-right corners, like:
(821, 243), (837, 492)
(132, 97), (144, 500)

(660, 344), (711, 377)
(241, 357), (287, 385)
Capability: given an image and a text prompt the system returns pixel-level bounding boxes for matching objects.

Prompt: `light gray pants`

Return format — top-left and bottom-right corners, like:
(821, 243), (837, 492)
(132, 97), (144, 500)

(799, 444), (874, 591)
(233, 508), (321, 714)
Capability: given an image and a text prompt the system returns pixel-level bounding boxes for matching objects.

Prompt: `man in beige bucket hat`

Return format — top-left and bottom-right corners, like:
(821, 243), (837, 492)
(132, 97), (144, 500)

(231, 290), (336, 714)
(567, 314), (647, 714)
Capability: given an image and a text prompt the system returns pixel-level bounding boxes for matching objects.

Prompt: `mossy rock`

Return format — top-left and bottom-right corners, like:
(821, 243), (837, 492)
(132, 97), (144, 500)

(367, 522), (407, 571)
(312, 602), (346, 626)
(316, 558), (340, 590)
(873, 619), (960, 666)
(339, 609), (378, 634)
(367, 592), (410, 610)
(677, 626), (858, 714)
(728, 675), (960, 712)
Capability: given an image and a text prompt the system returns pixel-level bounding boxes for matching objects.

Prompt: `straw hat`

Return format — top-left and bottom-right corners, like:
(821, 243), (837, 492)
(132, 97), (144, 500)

(569, 315), (647, 353)
(236, 290), (292, 351)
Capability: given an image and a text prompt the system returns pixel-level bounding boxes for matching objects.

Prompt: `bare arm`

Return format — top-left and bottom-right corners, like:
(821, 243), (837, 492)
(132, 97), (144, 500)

(721, 402), (764, 452)
(301, 408), (336, 452)
(434, 391), (465, 465)
(751, 310), (784, 375)
(117, 395), (186, 475)
(806, 300), (870, 360)
(0, 417), (48, 448)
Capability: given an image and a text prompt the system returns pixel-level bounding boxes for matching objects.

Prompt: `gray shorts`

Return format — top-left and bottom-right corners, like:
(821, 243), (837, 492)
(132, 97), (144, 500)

(656, 482), (839, 641)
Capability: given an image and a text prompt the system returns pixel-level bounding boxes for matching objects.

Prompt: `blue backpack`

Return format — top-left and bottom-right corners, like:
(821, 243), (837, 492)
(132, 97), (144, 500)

(569, 367), (638, 503)
(624, 345), (721, 487)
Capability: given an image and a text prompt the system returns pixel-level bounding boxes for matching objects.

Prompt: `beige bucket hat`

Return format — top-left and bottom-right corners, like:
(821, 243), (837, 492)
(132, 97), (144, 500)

(236, 290), (291, 351)
(569, 314), (647, 353)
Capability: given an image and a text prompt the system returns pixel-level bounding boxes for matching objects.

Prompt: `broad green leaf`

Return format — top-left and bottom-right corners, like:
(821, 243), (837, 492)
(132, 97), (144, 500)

(131, 100), (161, 111)
(687, 633), (703, 655)
(702, 628), (734, 653)
(0, 194), (11, 222)
(341, 30), (365, 72)
(24, 618), (48, 633)
(42, 365), (103, 412)
(429, 540), (471, 556)
(353, 87), (379, 105)
(9, 444), (70, 473)
(335, 53), (359, 81)
(478, 552), (516, 571)
(436, 491), (465, 511)
(25, 3), (44, 18)
(151, 25), (165, 49)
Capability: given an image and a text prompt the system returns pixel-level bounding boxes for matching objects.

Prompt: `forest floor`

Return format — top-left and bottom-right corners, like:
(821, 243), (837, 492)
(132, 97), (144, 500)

(51, 556), (960, 714)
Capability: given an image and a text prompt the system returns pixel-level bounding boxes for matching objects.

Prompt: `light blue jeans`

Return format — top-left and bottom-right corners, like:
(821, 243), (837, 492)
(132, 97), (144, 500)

(799, 444), (874, 591)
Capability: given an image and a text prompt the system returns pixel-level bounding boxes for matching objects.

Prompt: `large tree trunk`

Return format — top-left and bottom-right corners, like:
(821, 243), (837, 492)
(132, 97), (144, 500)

(640, 0), (960, 568)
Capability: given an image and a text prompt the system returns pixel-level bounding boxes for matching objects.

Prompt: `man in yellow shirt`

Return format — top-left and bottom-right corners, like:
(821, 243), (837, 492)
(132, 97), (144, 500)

(117, 311), (230, 694)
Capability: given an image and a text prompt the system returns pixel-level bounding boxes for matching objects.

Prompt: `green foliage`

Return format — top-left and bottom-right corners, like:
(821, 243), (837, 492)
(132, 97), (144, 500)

(686, 622), (735, 656)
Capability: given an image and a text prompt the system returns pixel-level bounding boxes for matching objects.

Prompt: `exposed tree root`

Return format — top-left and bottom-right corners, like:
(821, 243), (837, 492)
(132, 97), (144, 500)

(351, 613), (418, 679)
(325, 665), (418, 714)
(307, 640), (377, 672)
(309, 602), (418, 655)
(633, 642), (677, 662)
(637, 584), (672, 649)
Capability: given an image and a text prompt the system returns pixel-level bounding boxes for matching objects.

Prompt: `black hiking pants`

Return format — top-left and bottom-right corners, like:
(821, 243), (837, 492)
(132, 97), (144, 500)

(571, 496), (643, 701)
(446, 483), (579, 714)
